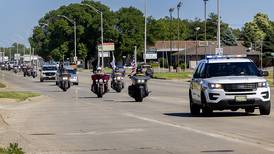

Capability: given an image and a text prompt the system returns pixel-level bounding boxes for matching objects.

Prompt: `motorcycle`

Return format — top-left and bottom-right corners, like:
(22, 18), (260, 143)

(128, 75), (150, 102)
(23, 67), (32, 77)
(57, 73), (71, 92)
(91, 74), (110, 98)
(13, 65), (19, 74)
(111, 72), (124, 93)
(31, 69), (37, 78)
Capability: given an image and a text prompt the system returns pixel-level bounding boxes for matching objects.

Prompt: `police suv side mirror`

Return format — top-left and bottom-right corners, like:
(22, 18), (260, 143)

(260, 70), (269, 76)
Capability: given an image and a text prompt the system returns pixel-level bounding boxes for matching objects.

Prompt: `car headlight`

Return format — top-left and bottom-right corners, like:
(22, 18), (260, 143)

(208, 83), (222, 89)
(258, 82), (268, 88)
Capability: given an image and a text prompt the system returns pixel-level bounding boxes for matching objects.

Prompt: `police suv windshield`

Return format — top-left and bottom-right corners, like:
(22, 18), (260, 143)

(43, 66), (57, 71)
(206, 62), (260, 78)
(67, 69), (76, 74)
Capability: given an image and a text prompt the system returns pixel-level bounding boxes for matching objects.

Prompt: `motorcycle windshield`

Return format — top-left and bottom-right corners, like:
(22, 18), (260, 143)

(131, 76), (150, 81)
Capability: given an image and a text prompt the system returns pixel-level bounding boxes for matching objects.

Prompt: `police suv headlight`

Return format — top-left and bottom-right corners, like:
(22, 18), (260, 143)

(208, 83), (222, 89)
(258, 82), (268, 88)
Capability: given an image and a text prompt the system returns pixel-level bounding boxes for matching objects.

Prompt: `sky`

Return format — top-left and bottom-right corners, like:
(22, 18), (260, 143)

(0, 0), (273, 47)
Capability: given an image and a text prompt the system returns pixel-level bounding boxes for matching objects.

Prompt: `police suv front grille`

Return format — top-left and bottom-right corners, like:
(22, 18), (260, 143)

(45, 72), (55, 76)
(222, 83), (257, 92)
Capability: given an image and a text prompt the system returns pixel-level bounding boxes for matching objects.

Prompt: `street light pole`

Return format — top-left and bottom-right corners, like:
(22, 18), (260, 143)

(144, 0), (147, 64)
(100, 12), (104, 68)
(57, 15), (77, 64)
(217, 0), (221, 49)
(204, 0), (209, 55)
(74, 20), (77, 64)
(177, 1), (182, 67)
(169, 8), (175, 71)
(195, 27), (200, 63)
(80, 3), (104, 68)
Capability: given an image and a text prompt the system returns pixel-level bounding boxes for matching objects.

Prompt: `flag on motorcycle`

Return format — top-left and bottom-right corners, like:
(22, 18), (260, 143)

(131, 60), (136, 74)
(110, 52), (116, 69)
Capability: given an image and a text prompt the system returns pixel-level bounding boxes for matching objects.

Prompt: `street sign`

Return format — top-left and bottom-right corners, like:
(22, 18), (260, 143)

(144, 53), (157, 60)
(215, 48), (223, 55)
(98, 51), (110, 58)
(199, 41), (209, 47)
(23, 55), (31, 61)
(14, 54), (20, 60)
(73, 56), (77, 62)
(3, 57), (8, 62)
(98, 42), (115, 52)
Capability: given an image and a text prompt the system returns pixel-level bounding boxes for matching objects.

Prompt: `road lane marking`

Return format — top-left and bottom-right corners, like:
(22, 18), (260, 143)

(65, 128), (144, 136)
(124, 113), (274, 152)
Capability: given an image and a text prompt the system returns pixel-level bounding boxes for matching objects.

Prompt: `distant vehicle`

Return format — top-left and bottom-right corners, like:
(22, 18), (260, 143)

(0, 63), (5, 70)
(39, 65), (58, 82)
(8, 61), (16, 70)
(141, 64), (154, 78)
(189, 55), (271, 115)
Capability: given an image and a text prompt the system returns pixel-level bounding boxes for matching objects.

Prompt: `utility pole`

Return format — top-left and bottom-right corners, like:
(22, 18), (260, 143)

(177, 1), (182, 67)
(195, 27), (200, 63)
(217, 0), (221, 49)
(144, 0), (147, 64)
(134, 46), (137, 72)
(204, 0), (209, 55)
(169, 8), (175, 71)
(260, 41), (263, 69)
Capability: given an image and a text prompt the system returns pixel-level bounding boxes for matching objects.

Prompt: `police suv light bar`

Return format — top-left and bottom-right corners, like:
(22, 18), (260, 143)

(206, 55), (247, 59)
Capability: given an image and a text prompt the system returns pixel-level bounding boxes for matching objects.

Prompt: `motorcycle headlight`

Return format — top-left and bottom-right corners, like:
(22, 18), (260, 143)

(63, 77), (68, 80)
(103, 80), (107, 83)
(95, 79), (99, 82)
(117, 76), (121, 80)
(208, 83), (222, 89)
(258, 82), (268, 88)
(137, 79), (145, 83)
(99, 79), (103, 83)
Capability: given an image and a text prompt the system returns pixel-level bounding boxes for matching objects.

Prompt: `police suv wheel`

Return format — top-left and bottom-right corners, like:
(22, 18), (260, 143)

(259, 101), (271, 115)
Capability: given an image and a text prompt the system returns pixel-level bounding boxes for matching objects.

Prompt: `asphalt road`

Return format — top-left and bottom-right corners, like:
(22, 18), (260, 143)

(0, 70), (274, 154)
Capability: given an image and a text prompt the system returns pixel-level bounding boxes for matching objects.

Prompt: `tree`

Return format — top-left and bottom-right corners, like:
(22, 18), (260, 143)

(115, 7), (145, 59)
(30, 0), (117, 63)
(222, 28), (237, 46)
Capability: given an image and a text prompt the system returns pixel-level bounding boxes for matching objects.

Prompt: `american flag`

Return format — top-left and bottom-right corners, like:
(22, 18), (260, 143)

(131, 60), (136, 73)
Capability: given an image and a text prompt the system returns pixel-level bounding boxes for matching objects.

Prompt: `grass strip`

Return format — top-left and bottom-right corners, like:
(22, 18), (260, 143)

(153, 72), (192, 80)
(0, 82), (6, 88)
(0, 91), (40, 101)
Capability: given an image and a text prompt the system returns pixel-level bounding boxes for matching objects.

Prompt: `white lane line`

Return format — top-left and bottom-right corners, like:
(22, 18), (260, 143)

(65, 128), (144, 136)
(124, 113), (274, 152)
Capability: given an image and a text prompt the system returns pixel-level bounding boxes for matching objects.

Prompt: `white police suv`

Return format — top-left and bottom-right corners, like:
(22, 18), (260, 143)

(189, 55), (271, 115)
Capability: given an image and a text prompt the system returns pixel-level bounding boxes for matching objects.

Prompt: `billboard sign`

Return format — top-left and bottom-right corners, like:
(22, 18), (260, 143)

(98, 51), (110, 58)
(98, 42), (115, 52)
(14, 54), (21, 60)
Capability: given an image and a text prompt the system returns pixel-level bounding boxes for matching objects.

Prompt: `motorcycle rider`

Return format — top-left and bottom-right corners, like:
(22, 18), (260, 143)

(91, 67), (109, 92)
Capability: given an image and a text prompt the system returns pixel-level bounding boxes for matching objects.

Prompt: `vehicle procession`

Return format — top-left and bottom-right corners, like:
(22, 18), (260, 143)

(1, 53), (271, 115)
(0, 58), (152, 102)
